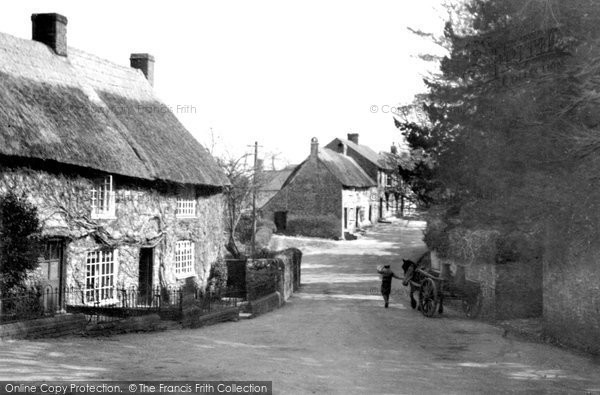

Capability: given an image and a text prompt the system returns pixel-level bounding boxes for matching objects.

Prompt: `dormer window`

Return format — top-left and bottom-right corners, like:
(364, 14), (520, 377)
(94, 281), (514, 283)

(176, 187), (196, 218)
(91, 175), (115, 219)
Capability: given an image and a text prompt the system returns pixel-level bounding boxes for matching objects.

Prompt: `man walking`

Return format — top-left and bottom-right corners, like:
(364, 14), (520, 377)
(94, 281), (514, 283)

(378, 264), (401, 308)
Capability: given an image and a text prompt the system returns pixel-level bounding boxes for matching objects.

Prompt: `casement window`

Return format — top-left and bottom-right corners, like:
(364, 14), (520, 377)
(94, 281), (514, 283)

(386, 173), (393, 187)
(85, 249), (118, 304)
(176, 197), (196, 217)
(174, 240), (195, 278)
(91, 175), (115, 219)
(176, 187), (196, 218)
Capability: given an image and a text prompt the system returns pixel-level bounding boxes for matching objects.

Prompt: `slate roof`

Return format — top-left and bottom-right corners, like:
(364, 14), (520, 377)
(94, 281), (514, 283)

(0, 31), (229, 187)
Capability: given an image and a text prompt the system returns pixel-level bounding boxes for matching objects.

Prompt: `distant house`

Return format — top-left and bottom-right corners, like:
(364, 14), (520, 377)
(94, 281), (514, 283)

(256, 165), (297, 210)
(261, 138), (376, 239)
(0, 13), (229, 305)
(325, 133), (400, 219)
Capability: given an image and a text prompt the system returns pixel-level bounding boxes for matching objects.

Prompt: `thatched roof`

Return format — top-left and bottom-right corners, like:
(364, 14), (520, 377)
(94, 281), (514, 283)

(318, 149), (375, 187)
(284, 149), (375, 189)
(0, 32), (229, 187)
(256, 166), (297, 208)
(260, 166), (297, 191)
(325, 138), (395, 171)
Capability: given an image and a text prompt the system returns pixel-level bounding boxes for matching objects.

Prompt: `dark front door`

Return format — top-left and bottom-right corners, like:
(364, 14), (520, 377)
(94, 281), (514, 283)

(40, 239), (66, 311)
(344, 208), (348, 229)
(274, 211), (287, 232)
(138, 248), (154, 305)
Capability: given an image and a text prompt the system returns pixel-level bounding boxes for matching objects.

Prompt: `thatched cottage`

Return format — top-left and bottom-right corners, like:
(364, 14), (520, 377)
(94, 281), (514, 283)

(261, 138), (376, 239)
(256, 165), (297, 210)
(325, 134), (400, 219)
(0, 13), (229, 305)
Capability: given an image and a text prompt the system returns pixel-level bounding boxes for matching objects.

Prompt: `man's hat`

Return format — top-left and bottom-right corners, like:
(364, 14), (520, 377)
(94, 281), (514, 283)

(384, 264), (390, 268)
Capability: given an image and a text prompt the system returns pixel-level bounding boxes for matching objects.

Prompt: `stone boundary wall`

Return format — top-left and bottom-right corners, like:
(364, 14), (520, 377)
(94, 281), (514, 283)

(0, 314), (86, 339)
(543, 224), (600, 355)
(246, 248), (302, 303)
(84, 314), (174, 336)
(274, 248), (302, 301)
(441, 256), (542, 320)
(247, 292), (282, 317)
(181, 307), (239, 329)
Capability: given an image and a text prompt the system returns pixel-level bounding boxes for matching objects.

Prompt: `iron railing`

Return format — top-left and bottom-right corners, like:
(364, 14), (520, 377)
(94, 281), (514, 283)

(0, 285), (244, 324)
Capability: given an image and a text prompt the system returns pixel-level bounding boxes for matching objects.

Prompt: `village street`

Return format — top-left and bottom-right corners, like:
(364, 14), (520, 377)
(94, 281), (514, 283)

(1, 220), (600, 394)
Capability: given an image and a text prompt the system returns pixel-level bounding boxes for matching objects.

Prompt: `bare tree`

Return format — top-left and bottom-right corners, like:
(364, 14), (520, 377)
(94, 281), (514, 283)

(217, 153), (254, 258)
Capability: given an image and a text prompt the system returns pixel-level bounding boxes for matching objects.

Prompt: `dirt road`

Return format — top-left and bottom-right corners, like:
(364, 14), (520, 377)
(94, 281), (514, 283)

(1, 219), (600, 394)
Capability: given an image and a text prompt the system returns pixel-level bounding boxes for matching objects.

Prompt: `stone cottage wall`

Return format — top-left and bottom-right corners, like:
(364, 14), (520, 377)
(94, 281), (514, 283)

(342, 187), (373, 232)
(0, 165), (225, 293)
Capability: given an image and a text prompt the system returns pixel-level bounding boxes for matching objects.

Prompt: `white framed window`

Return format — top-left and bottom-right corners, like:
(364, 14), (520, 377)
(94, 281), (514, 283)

(176, 186), (196, 218)
(91, 175), (115, 219)
(176, 197), (196, 217)
(85, 249), (118, 304)
(174, 240), (195, 278)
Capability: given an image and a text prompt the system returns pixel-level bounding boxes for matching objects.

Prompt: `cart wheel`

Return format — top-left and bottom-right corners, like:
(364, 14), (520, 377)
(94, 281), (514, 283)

(419, 278), (438, 317)
(462, 292), (482, 318)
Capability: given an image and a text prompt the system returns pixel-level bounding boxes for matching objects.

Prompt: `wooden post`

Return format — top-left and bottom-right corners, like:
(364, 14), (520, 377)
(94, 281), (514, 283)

(251, 141), (258, 258)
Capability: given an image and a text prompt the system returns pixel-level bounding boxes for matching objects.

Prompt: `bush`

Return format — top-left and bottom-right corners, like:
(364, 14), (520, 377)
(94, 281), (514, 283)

(207, 258), (228, 292)
(0, 192), (41, 294)
(423, 218), (451, 257)
(283, 215), (340, 239)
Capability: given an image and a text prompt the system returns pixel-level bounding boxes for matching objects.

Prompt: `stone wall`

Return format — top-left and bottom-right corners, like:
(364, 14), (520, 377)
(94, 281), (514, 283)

(246, 249), (302, 303)
(444, 257), (542, 320)
(0, 165), (225, 294)
(0, 314), (86, 339)
(543, 222), (600, 354)
(274, 248), (302, 301)
(246, 259), (281, 301)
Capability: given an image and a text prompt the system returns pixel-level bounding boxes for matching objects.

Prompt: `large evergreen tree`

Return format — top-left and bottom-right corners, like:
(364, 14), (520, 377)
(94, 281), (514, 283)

(399, 0), (600, 246)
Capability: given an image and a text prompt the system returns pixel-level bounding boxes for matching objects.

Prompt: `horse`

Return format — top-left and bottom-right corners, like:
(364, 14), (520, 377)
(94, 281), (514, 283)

(401, 255), (444, 314)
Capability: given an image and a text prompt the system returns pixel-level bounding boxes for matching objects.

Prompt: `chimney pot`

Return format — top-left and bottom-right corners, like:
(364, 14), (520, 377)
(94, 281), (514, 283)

(347, 133), (359, 144)
(310, 137), (319, 158)
(130, 53), (155, 86)
(31, 13), (68, 56)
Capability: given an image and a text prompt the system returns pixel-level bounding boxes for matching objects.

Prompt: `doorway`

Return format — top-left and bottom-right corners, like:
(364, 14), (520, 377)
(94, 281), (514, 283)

(40, 239), (65, 311)
(274, 211), (288, 232)
(138, 248), (154, 306)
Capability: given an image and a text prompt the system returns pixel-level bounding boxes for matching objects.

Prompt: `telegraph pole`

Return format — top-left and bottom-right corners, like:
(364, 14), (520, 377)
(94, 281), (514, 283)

(251, 141), (258, 258)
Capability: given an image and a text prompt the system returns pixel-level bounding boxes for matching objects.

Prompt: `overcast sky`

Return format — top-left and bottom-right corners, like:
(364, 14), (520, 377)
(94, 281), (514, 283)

(2, 1), (446, 167)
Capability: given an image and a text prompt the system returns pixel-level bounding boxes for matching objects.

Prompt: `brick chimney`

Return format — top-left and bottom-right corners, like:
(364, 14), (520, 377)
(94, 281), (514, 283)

(348, 133), (359, 144)
(310, 137), (319, 159)
(31, 13), (68, 56)
(130, 53), (155, 86)
(391, 144), (398, 154)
